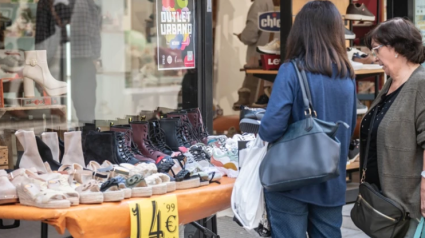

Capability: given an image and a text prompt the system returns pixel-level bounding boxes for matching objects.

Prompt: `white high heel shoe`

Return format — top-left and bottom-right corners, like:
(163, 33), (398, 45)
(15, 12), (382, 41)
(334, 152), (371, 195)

(22, 50), (67, 98)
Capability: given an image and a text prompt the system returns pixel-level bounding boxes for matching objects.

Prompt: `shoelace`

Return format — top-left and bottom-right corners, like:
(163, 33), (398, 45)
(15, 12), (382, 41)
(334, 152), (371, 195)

(181, 118), (198, 142)
(175, 122), (187, 145)
(117, 134), (136, 161)
(150, 127), (172, 152)
(142, 129), (159, 154)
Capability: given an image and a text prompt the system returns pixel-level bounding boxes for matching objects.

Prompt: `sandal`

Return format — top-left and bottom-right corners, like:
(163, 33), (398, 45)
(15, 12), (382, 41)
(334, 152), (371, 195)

(39, 173), (80, 206)
(125, 174), (152, 197)
(75, 180), (104, 204)
(0, 170), (18, 205)
(171, 156), (200, 190)
(100, 178), (125, 202)
(144, 173), (168, 195)
(16, 177), (70, 209)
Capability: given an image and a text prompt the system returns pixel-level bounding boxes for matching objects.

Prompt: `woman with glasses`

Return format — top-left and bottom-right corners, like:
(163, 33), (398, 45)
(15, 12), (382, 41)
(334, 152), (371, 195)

(360, 17), (425, 236)
(258, 1), (356, 237)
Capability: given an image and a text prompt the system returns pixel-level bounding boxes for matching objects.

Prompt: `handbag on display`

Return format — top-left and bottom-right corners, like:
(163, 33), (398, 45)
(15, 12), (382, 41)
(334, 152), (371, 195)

(259, 60), (348, 192)
(415, 217), (425, 238)
(350, 106), (410, 238)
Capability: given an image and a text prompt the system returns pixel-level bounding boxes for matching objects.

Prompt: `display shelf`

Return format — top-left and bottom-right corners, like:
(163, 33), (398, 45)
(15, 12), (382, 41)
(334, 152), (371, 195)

(0, 105), (66, 112)
(0, 177), (235, 238)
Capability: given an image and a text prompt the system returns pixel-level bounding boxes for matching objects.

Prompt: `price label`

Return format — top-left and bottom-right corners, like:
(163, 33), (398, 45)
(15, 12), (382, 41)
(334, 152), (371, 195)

(129, 195), (179, 238)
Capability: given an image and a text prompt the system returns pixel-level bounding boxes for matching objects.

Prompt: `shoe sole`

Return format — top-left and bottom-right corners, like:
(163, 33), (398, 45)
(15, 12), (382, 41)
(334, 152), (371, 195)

(132, 187), (152, 197)
(151, 183), (168, 195)
(166, 181), (176, 192)
(240, 118), (260, 133)
(0, 198), (18, 205)
(176, 178), (200, 190)
(345, 34), (355, 40)
(103, 190), (124, 202)
(80, 193), (104, 204)
(345, 14), (375, 21)
(356, 108), (368, 115)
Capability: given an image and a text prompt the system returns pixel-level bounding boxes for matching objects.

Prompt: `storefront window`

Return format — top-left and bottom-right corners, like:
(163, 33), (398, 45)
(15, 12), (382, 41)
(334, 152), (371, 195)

(0, 0), (199, 131)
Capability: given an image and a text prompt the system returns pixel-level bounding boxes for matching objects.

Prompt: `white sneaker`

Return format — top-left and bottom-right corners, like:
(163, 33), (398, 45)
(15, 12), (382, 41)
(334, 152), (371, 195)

(257, 39), (280, 55)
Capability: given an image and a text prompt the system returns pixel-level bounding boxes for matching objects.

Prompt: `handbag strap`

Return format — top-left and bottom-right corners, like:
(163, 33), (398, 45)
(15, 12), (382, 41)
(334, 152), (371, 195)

(291, 60), (316, 117)
(361, 105), (379, 183)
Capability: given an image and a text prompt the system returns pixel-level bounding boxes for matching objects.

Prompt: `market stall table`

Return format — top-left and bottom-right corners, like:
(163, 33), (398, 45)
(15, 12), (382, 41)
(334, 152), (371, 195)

(0, 177), (236, 238)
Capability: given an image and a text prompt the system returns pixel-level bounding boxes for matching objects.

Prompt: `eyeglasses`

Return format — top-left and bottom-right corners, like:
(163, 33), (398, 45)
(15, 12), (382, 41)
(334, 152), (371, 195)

(371, 45), (384, 57)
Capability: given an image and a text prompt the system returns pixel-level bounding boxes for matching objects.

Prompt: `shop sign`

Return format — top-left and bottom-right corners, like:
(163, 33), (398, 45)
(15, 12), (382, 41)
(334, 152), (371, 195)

(156, 0), (196, 70)
(258, 11), (280, 32)
(129, 195), (179, 238)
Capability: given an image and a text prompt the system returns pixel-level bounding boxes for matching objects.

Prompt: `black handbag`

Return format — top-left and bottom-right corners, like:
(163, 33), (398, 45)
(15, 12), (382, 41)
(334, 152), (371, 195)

(259, 60), (349, 191)
(350, 106), (410, 238)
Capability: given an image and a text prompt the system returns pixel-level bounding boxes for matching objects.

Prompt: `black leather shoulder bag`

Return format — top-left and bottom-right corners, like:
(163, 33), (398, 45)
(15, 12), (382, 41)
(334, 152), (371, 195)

(350, 106), (410, 238)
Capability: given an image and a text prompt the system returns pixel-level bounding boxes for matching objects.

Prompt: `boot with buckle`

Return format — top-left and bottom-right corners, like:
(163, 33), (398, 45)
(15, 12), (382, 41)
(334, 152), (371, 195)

(110, 125), (154, 163)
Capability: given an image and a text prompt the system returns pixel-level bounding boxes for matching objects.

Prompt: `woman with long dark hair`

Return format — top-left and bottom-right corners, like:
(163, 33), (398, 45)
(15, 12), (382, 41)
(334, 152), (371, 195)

(259, 1), (356, 237)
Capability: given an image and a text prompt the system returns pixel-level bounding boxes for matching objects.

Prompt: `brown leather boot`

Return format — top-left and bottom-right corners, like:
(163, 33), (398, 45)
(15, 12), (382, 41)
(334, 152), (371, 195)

(186, 108), (208, 145)
(130, 121), (168, 162)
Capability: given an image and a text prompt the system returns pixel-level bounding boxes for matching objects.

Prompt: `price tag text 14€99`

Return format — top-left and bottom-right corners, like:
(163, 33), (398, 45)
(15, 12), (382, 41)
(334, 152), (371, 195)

(129, 195), (179, 238)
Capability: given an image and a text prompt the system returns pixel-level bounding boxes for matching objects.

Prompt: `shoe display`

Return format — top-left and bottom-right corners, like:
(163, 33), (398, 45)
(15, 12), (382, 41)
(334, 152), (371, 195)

(22, 50), (67, 97)
(35, 136), (62, 171)
(16, 177), (71, 209)
(356, 97), (368, 115)
(41, 132), (60, 163)
(239, 107), (265, 133)
(148, 120), (174, 155)
(251, 94), (269, 108)
(345, 3), (376, 22)
(130, 121), (170, 161)
(352, 52), (375, 64)
(159, 118), (192, 151)
(15, 130), (48, 173)
(257, 39), (280, 55)
(167, 111), (199, 145)
(232, 88), (251, 111)
(61, 132), (86, 168)
(186, 108), (209, 145)
(0, 170), (18, 205)
(110, 125), (154, 163)
(344, 28), (355, 40)
(0, 51), (24, 72)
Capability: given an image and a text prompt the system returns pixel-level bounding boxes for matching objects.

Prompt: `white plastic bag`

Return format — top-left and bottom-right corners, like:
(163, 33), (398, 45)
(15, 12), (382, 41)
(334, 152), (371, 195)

(231, 136), (268, 230)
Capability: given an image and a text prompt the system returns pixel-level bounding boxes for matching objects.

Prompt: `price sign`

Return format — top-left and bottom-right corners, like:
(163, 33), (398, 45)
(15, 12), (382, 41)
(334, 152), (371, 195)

(129, 195), (179, 238)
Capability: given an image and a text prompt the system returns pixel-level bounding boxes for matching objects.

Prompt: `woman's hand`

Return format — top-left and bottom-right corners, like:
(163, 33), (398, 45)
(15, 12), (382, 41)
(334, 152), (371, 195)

(421, 178), (425, 217)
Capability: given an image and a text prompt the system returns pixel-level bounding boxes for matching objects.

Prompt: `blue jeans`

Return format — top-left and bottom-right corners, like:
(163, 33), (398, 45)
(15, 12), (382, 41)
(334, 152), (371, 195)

(265, 192), (342, 238)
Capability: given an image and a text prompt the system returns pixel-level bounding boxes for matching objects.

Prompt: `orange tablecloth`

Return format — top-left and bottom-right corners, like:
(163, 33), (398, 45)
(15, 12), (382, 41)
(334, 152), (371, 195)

(0, 177), (235, 238)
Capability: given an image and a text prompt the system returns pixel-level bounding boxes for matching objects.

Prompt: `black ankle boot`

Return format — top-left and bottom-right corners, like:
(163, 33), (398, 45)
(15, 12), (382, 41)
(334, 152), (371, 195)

(81, 123), (97, 157)
(114, 132), (140, 165)
(35, 136), (62, 171)
(84, 131), (140, 165)
(84, 131), (116, 165)
(149, 120), (173, 155)
(159, 118), (191, 151)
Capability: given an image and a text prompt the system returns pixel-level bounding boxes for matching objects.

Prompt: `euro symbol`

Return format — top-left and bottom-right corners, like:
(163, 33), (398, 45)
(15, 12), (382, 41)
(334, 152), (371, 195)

(166, 215), (177, 233)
